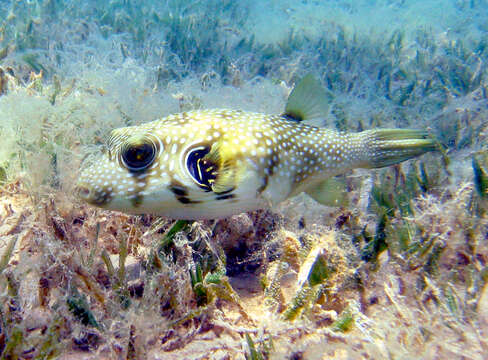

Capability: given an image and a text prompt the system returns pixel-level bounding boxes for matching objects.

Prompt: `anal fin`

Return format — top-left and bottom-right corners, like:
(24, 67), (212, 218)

(305, 178), (349, 207)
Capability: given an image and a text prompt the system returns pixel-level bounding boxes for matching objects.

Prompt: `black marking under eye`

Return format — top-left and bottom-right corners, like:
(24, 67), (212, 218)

(169, 185), (188, 197)
(216, 194), (235, 201)
(214, 187), (235, 195)
(176, 196), (200, 204)
(186, 146), (217, 190)
(168, 181), (200, 204)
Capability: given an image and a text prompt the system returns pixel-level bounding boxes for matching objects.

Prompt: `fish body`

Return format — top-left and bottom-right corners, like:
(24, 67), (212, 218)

(77, 76), (437, 219)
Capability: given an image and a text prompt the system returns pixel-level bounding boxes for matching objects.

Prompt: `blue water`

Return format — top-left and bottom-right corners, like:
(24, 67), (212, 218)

(1, 0), (486, 135)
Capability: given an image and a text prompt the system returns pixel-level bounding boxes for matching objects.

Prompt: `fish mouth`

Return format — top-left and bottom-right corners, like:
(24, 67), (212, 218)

(75, 182), (112, 206)
(76, 183), (91, 200)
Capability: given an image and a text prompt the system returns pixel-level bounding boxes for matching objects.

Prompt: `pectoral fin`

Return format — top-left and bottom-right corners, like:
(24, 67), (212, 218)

(203, 141), (241, 194)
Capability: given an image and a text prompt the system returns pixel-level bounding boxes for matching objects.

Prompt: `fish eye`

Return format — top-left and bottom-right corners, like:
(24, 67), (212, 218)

(185, 146), (217, 190)
(121, 140), (157, 172)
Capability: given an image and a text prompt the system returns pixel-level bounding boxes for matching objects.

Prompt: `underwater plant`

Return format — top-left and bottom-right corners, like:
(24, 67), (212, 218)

(0, 0), (487, 358)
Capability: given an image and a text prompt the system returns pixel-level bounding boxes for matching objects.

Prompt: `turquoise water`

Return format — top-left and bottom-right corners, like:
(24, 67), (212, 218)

(1, 0), (486, 191)
(0, 1), (487, 359)
(1, 0), (486, 138)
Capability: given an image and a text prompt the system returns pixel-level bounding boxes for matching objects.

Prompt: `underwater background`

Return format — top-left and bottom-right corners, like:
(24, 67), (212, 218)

(0, 0), (487, 358)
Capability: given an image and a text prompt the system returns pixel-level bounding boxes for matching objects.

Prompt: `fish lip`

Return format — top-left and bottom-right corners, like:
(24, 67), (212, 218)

(75, 184), (112, 206)
(75, 183), (92, 201)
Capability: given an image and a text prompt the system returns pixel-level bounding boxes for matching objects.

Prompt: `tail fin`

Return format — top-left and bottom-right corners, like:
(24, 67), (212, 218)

(360, 129), (438, 169)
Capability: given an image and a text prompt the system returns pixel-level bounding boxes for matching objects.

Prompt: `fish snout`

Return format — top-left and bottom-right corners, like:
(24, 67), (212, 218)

(75, 182), (92, 200)
(75, 181), (112, 206)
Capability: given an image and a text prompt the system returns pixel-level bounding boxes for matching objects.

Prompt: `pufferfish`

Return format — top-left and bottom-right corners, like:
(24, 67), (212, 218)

(76, 75), (437, 219)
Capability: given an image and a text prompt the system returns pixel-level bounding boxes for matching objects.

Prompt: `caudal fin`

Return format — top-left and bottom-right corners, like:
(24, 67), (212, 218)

(360, 129), (438, 169)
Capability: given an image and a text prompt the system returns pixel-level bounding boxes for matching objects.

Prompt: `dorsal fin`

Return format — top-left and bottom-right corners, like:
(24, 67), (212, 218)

(283, 74), (331, 127)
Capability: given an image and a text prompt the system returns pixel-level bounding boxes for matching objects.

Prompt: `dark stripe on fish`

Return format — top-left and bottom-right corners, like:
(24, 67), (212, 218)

(214, 187), (235, 195)
(169, 185), (188, 197)
(176, 196), (200, 204)
(216, 194), (235, 201)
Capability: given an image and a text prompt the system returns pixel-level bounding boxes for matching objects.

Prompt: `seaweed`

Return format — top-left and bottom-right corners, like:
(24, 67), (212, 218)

(473, 154), (488, 198)
(360, 214), (388, 263)
(0, 326), (23, 360)
(0, 237), (18, 275)
(67, 286), (99, 328)
(158, 220), (191, 257)
(245, 333), (268, 360)
(0, 0), (487, 358)
(331, 307), (354, 333)
(262, 230), (354, 323)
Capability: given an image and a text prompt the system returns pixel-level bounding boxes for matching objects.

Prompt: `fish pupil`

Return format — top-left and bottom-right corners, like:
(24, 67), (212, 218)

(122, 142), (156, 172)
(186, 146), (217, 190)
